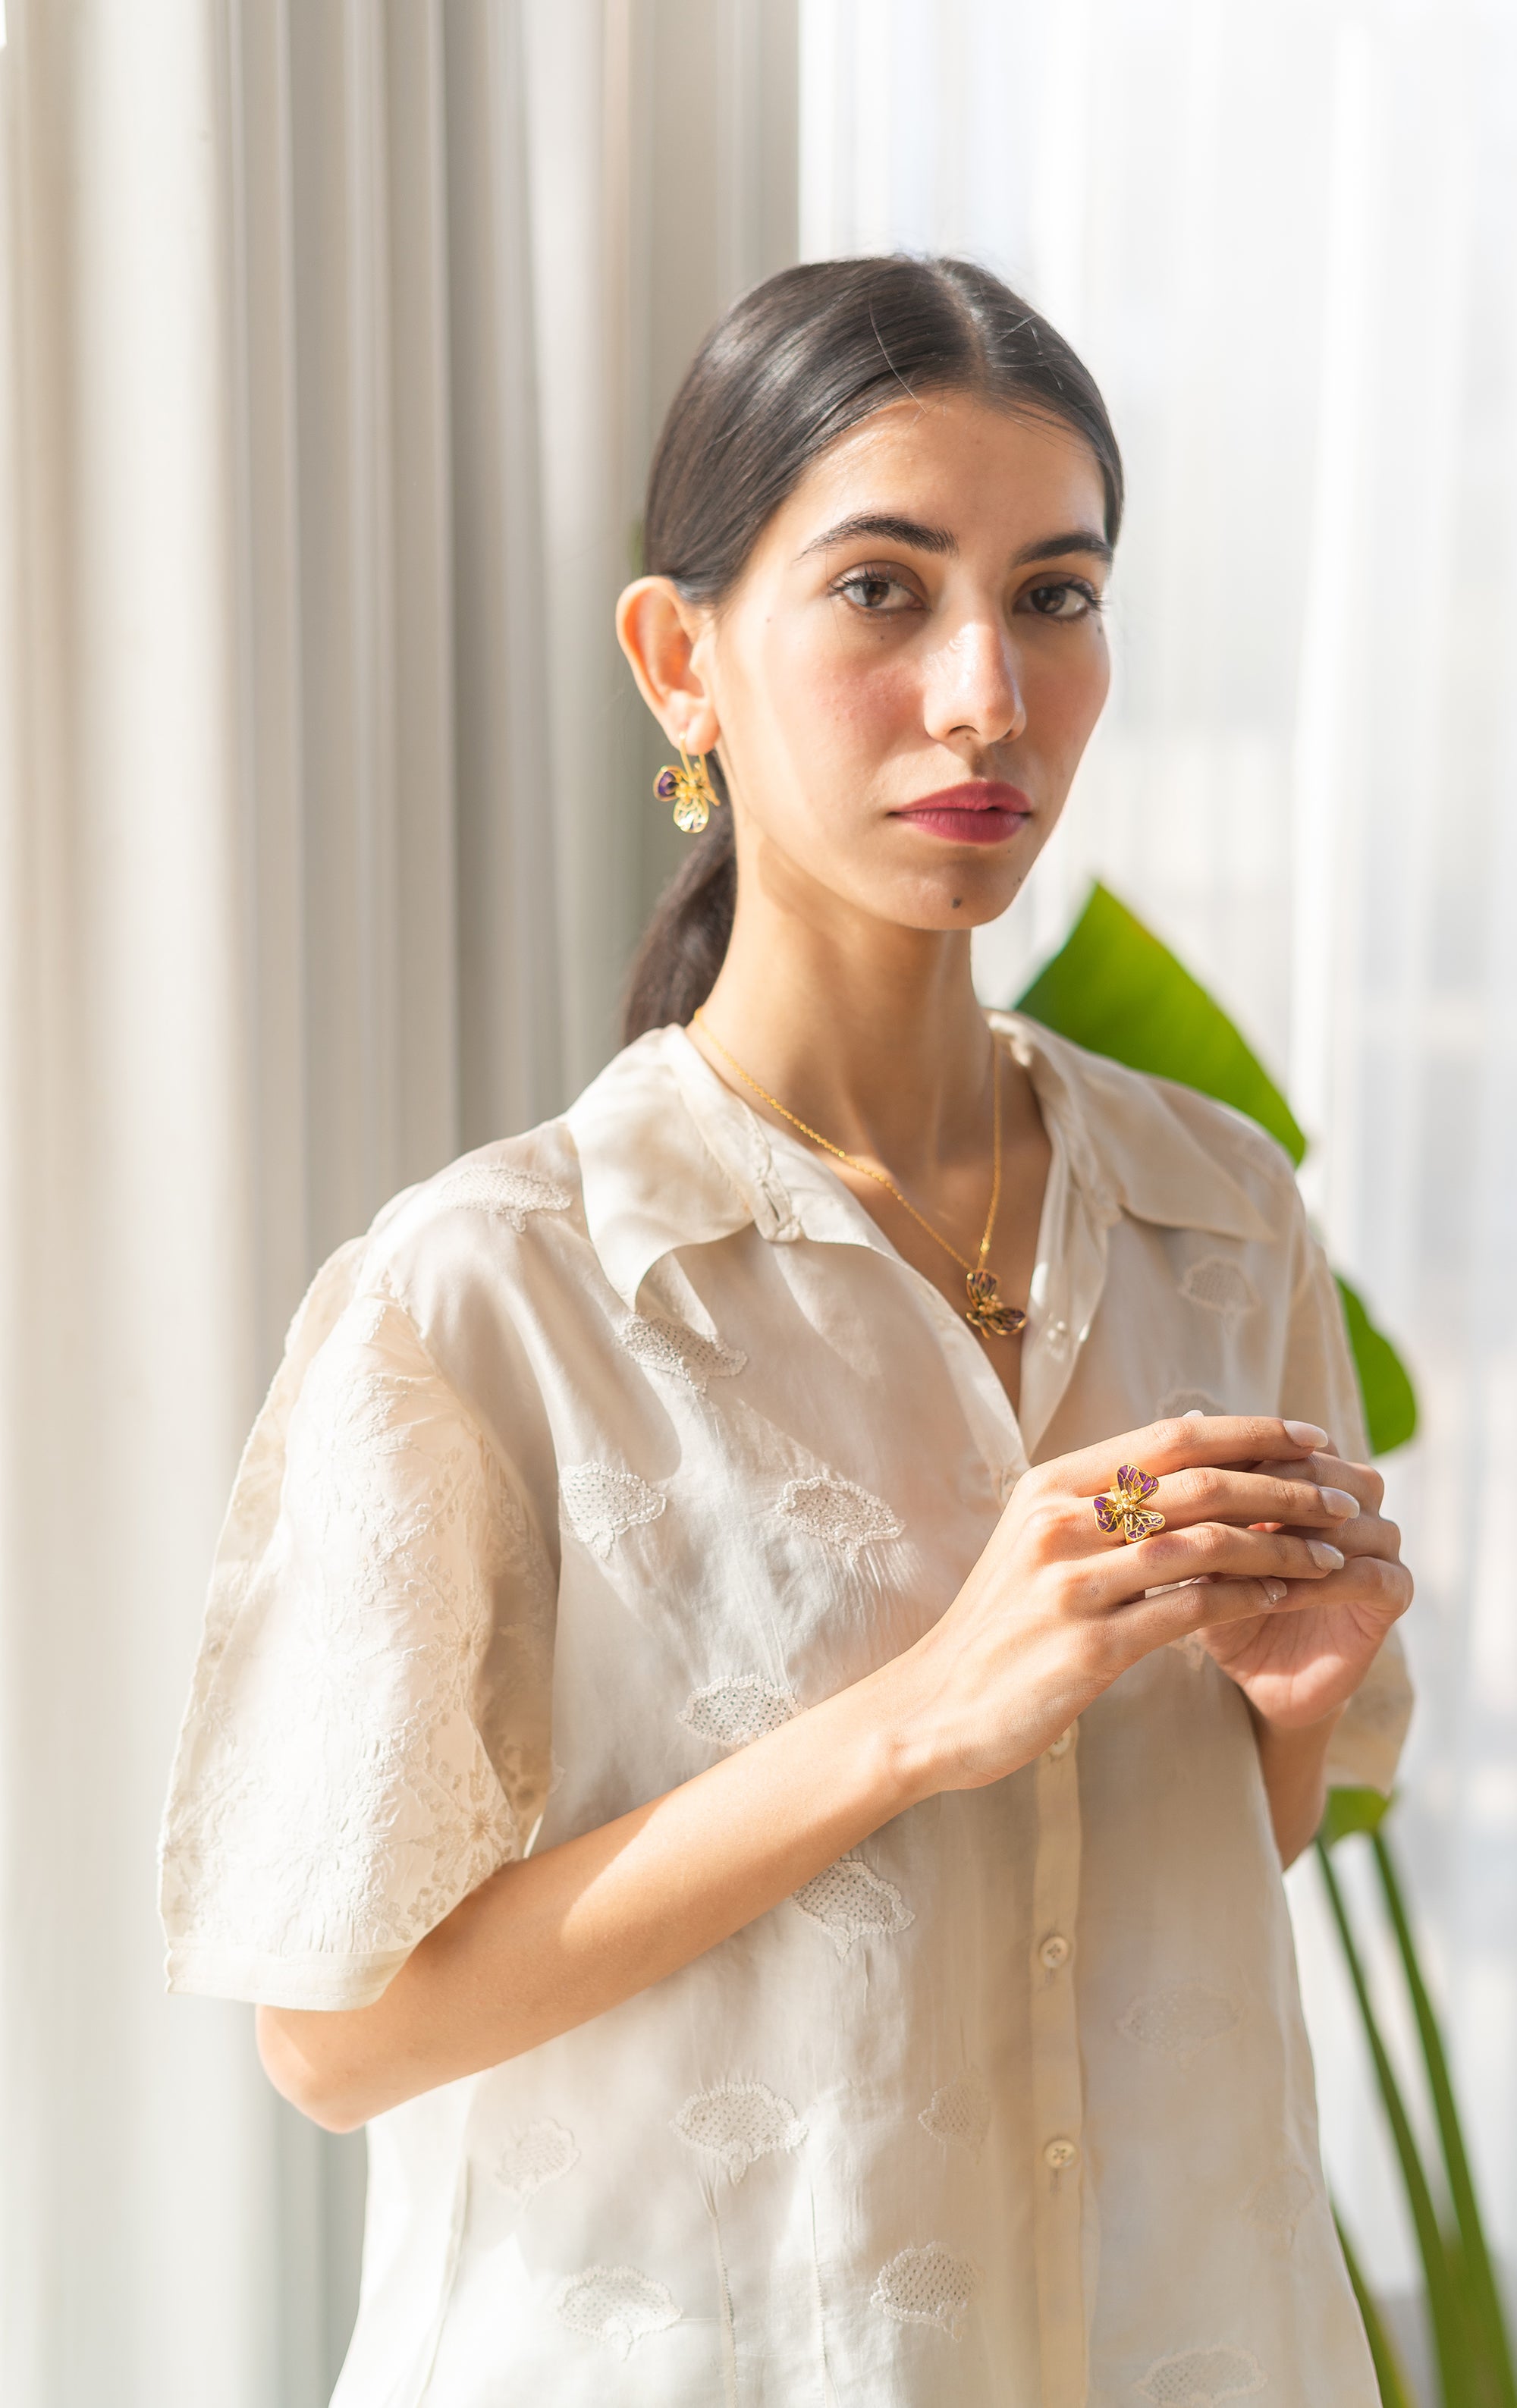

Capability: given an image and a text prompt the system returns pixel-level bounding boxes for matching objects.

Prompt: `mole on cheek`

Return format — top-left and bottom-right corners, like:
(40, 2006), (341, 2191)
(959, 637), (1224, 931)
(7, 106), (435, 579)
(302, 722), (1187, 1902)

(951, 897), (962, 909)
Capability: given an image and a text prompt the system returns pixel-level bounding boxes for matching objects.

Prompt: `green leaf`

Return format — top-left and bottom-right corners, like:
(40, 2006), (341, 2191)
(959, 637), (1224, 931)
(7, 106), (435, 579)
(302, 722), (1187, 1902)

(1015, 881), (1308, 1163)
(1319, 1785), (1395, 1849)
(1336, 1274), (1418, 1455)
(1335, 2209), (1418, 2408)
(1014, 881), (1420, 1455)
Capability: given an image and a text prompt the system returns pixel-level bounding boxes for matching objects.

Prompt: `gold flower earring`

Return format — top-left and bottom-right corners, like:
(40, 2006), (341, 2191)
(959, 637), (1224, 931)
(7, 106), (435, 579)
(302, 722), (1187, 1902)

(654, 739), (721, 834)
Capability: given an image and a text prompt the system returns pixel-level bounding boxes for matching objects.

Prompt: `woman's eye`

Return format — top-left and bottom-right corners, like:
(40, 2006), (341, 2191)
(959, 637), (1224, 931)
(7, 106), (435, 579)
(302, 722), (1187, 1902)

(1025, 579), (1099, 620)
(836, 569), (919, 613)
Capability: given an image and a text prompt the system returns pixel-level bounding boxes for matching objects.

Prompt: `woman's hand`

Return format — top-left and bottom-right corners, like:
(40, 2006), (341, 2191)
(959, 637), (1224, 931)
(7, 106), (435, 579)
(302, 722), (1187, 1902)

(1195, 1446), (1411, 1731)
(259, 1411), (1371, 2129)
(893, 1414), (1356, 1793)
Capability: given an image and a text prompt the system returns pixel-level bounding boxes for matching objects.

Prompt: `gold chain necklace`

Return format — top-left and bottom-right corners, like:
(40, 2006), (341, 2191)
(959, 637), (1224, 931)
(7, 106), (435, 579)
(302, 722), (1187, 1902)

(692, 1011), (1027, 1339)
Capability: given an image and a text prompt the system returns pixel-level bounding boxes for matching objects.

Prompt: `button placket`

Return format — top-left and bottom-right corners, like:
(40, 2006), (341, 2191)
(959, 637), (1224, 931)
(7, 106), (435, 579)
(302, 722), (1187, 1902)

(1031, 1722), (1085, 2407)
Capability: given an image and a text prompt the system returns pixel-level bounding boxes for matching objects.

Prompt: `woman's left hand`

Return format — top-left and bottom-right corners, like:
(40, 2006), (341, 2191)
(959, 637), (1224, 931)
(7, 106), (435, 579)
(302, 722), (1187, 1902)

(1197, 1447), (1412, 1731)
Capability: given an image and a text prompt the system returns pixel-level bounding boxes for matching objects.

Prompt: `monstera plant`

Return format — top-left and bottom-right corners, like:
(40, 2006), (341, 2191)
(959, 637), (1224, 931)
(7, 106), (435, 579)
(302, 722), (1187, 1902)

(1015, 884), (1514, 2408)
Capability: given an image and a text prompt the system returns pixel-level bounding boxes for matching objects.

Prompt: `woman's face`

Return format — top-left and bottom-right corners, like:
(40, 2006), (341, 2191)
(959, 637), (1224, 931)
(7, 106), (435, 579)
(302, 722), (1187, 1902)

(662, 390), (1113, 934)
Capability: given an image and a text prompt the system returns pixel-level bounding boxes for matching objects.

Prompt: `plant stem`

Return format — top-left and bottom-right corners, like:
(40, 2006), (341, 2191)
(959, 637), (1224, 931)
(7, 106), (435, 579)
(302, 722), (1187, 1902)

(1316, 1839), (1471, 2407)
(1373, 1831), (1517, 2408)
(1336, 2208), (1417, 2408)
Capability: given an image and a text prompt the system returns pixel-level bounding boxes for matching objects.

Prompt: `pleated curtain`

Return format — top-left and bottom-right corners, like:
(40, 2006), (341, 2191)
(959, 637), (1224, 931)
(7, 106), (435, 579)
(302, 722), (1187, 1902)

(0, 5), (796, 2401)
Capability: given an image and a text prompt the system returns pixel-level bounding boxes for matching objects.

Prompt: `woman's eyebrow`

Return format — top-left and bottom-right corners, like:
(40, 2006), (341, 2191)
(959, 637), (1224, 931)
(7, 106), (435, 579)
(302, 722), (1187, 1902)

(797, 511), (957, 560)
(1013, 529), (1114, 567)
(796, 514), (1113, 568)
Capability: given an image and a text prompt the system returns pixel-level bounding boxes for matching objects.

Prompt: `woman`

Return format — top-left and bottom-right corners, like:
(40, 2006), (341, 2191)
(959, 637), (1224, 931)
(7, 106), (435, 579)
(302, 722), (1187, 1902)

(161, 257), (1412, 2406)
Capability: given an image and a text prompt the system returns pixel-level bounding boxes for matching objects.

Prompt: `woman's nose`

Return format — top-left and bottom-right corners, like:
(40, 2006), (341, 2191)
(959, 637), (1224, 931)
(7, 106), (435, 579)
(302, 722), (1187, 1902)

(921, 616), (1027, 749)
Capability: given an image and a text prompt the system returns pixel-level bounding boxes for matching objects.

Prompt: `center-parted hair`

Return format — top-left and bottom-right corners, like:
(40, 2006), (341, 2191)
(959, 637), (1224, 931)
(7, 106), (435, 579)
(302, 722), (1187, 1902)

(622, 256), (1123, 1042)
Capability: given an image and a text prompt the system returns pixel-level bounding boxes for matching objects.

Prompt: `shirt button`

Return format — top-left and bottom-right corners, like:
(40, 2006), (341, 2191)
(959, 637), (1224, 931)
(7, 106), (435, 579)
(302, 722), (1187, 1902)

(1044, 2136), (1079, 2171)
(1046, 1729), (1073, 1759)
(1038, 1932), (1071, 1971)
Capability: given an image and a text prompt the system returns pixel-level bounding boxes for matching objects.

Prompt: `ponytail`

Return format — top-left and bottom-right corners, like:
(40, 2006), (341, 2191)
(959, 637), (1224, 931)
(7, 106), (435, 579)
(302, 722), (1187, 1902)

(623, 785), (735, 1041)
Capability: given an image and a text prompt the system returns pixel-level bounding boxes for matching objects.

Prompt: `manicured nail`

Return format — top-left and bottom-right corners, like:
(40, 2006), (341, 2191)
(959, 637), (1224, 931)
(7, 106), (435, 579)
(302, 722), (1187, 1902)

(1263, 1580), (1289, 1604)
(1307, 1539), (1345, 1570)
(1318, 1486), (1360, 1520)
(1284, 1420), (1330, 1449)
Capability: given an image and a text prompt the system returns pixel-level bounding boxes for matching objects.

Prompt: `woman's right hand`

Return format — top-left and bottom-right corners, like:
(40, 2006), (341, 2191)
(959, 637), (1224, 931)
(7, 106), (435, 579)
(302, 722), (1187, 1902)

(892, 1414), (1362, 1793)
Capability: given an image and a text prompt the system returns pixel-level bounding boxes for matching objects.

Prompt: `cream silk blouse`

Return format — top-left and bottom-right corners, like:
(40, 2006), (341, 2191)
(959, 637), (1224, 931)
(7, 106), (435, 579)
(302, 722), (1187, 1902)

(159, 1016), (1412, 2407)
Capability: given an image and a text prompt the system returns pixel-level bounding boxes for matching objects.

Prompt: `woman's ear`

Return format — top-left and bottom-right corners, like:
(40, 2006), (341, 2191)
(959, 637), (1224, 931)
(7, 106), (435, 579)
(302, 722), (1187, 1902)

(615, 577), (721, 752)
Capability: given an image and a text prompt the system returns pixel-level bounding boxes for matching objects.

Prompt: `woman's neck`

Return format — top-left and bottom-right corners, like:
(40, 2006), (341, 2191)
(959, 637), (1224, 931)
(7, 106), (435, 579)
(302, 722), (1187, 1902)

(693, 893), (1003, 1182)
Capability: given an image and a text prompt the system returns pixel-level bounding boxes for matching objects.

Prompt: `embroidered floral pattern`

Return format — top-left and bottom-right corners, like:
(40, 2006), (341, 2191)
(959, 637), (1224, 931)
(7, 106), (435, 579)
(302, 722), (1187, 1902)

(678, 1675), (799, 1750)
(495, 2119), (579, 2202)
(1169, 1631), (1212, 1669)
(555, 2265), (681, 2359)
(1242, 2164), (1314, 2244)
(671, 2082), (806, 2181)
(1179, 1255), (1260, 1324)
(793, 1854), (913, 1956)
(1159, 1386), (1227, 1419)
(158, 1295), (550, 1979)
(618, 1315), (746, 1392)
(872, 2244), (978, 2340)
(1119, 1983), (1244, 2063)
(919, 2069), (992, 2163)
(1135, 2344), (1266, 2404)
(560, 1462), (665, 1560)
(431, 1161), (573, 1229)
(778, 1471), (903, 1565)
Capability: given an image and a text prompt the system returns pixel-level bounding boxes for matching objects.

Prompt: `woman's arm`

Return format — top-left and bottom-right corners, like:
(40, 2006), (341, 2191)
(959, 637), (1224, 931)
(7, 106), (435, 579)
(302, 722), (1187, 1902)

(1250, 1704), (1346, 1866)
(260, 1653), (931, 2131)
(259, 1414), (1355, 2131)
(1198, 1446), (1411, 1865)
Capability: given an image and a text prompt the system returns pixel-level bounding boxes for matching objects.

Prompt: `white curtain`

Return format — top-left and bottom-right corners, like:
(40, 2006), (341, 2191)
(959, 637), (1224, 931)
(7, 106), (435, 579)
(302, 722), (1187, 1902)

(0, 3), (796, 2400)
(801, 0), (1517, 2329)
(6, 0), (1510, 2394)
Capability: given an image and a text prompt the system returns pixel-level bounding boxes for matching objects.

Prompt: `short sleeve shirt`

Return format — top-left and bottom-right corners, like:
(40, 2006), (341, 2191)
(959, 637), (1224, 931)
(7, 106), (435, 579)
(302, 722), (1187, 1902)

(159, 1016), (1412, 2407)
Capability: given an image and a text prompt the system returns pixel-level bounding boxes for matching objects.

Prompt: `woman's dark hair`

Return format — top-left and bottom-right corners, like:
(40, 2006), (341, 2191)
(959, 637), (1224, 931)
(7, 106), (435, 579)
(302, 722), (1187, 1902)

(622, 255), (1123, 1042)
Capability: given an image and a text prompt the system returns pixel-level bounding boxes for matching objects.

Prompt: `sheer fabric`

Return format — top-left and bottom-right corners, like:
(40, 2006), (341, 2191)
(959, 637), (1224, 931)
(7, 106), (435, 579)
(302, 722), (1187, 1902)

(162, 1019), (1408, 2404)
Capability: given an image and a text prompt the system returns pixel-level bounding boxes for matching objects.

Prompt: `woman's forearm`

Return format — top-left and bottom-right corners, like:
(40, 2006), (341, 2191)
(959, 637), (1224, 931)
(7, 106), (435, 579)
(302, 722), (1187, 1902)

(1250, 1703), (1345, 1867)
(258, 1654), (931, 2132)
(258, 1422), (1354, 2130)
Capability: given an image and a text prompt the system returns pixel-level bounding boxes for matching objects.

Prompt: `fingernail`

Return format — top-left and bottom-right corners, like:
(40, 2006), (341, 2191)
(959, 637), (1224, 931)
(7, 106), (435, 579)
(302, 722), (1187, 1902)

(1307, 1539), (1345, 1570)
(1319, 1486), (1360, 1520)
(1263, 1579), (1289, 1604)
(1183, 1406), (1205, 1420)
(1284, 1420), (1330, 1449)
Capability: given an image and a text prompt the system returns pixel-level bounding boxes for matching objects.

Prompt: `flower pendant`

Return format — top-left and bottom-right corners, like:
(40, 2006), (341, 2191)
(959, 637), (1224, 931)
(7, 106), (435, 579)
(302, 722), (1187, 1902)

(964, 1269), (1026, 1338)
(654, 762), (712, 834)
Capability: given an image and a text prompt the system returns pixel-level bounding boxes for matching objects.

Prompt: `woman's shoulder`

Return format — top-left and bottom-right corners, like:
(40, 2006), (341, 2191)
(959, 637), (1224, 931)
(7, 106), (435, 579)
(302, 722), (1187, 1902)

(992, 1012), (1302, 1241)
(368, 1116), (585, 1255)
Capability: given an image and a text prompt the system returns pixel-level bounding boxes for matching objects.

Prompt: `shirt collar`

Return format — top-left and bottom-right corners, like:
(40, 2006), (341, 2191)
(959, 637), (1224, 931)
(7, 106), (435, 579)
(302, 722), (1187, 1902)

(567, 1014), (1274, 1313)
(990, 1013), (1277, 1245)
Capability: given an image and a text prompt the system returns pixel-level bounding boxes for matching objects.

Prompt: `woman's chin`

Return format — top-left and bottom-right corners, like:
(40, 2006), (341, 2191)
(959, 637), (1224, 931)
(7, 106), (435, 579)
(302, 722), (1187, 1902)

(882, 869), (1028, 932)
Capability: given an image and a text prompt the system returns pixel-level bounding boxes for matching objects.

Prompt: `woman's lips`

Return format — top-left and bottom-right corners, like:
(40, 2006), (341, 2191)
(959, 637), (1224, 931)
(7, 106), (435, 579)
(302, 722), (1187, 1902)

(890, 782), (1033, 846)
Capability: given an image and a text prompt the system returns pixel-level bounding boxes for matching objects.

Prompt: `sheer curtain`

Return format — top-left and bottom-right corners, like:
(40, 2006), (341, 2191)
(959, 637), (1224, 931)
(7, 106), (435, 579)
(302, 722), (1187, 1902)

(5, 0), (1510, 2396)
(801, 0), (1517, 2315)
(0, 4), (796, 2401)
